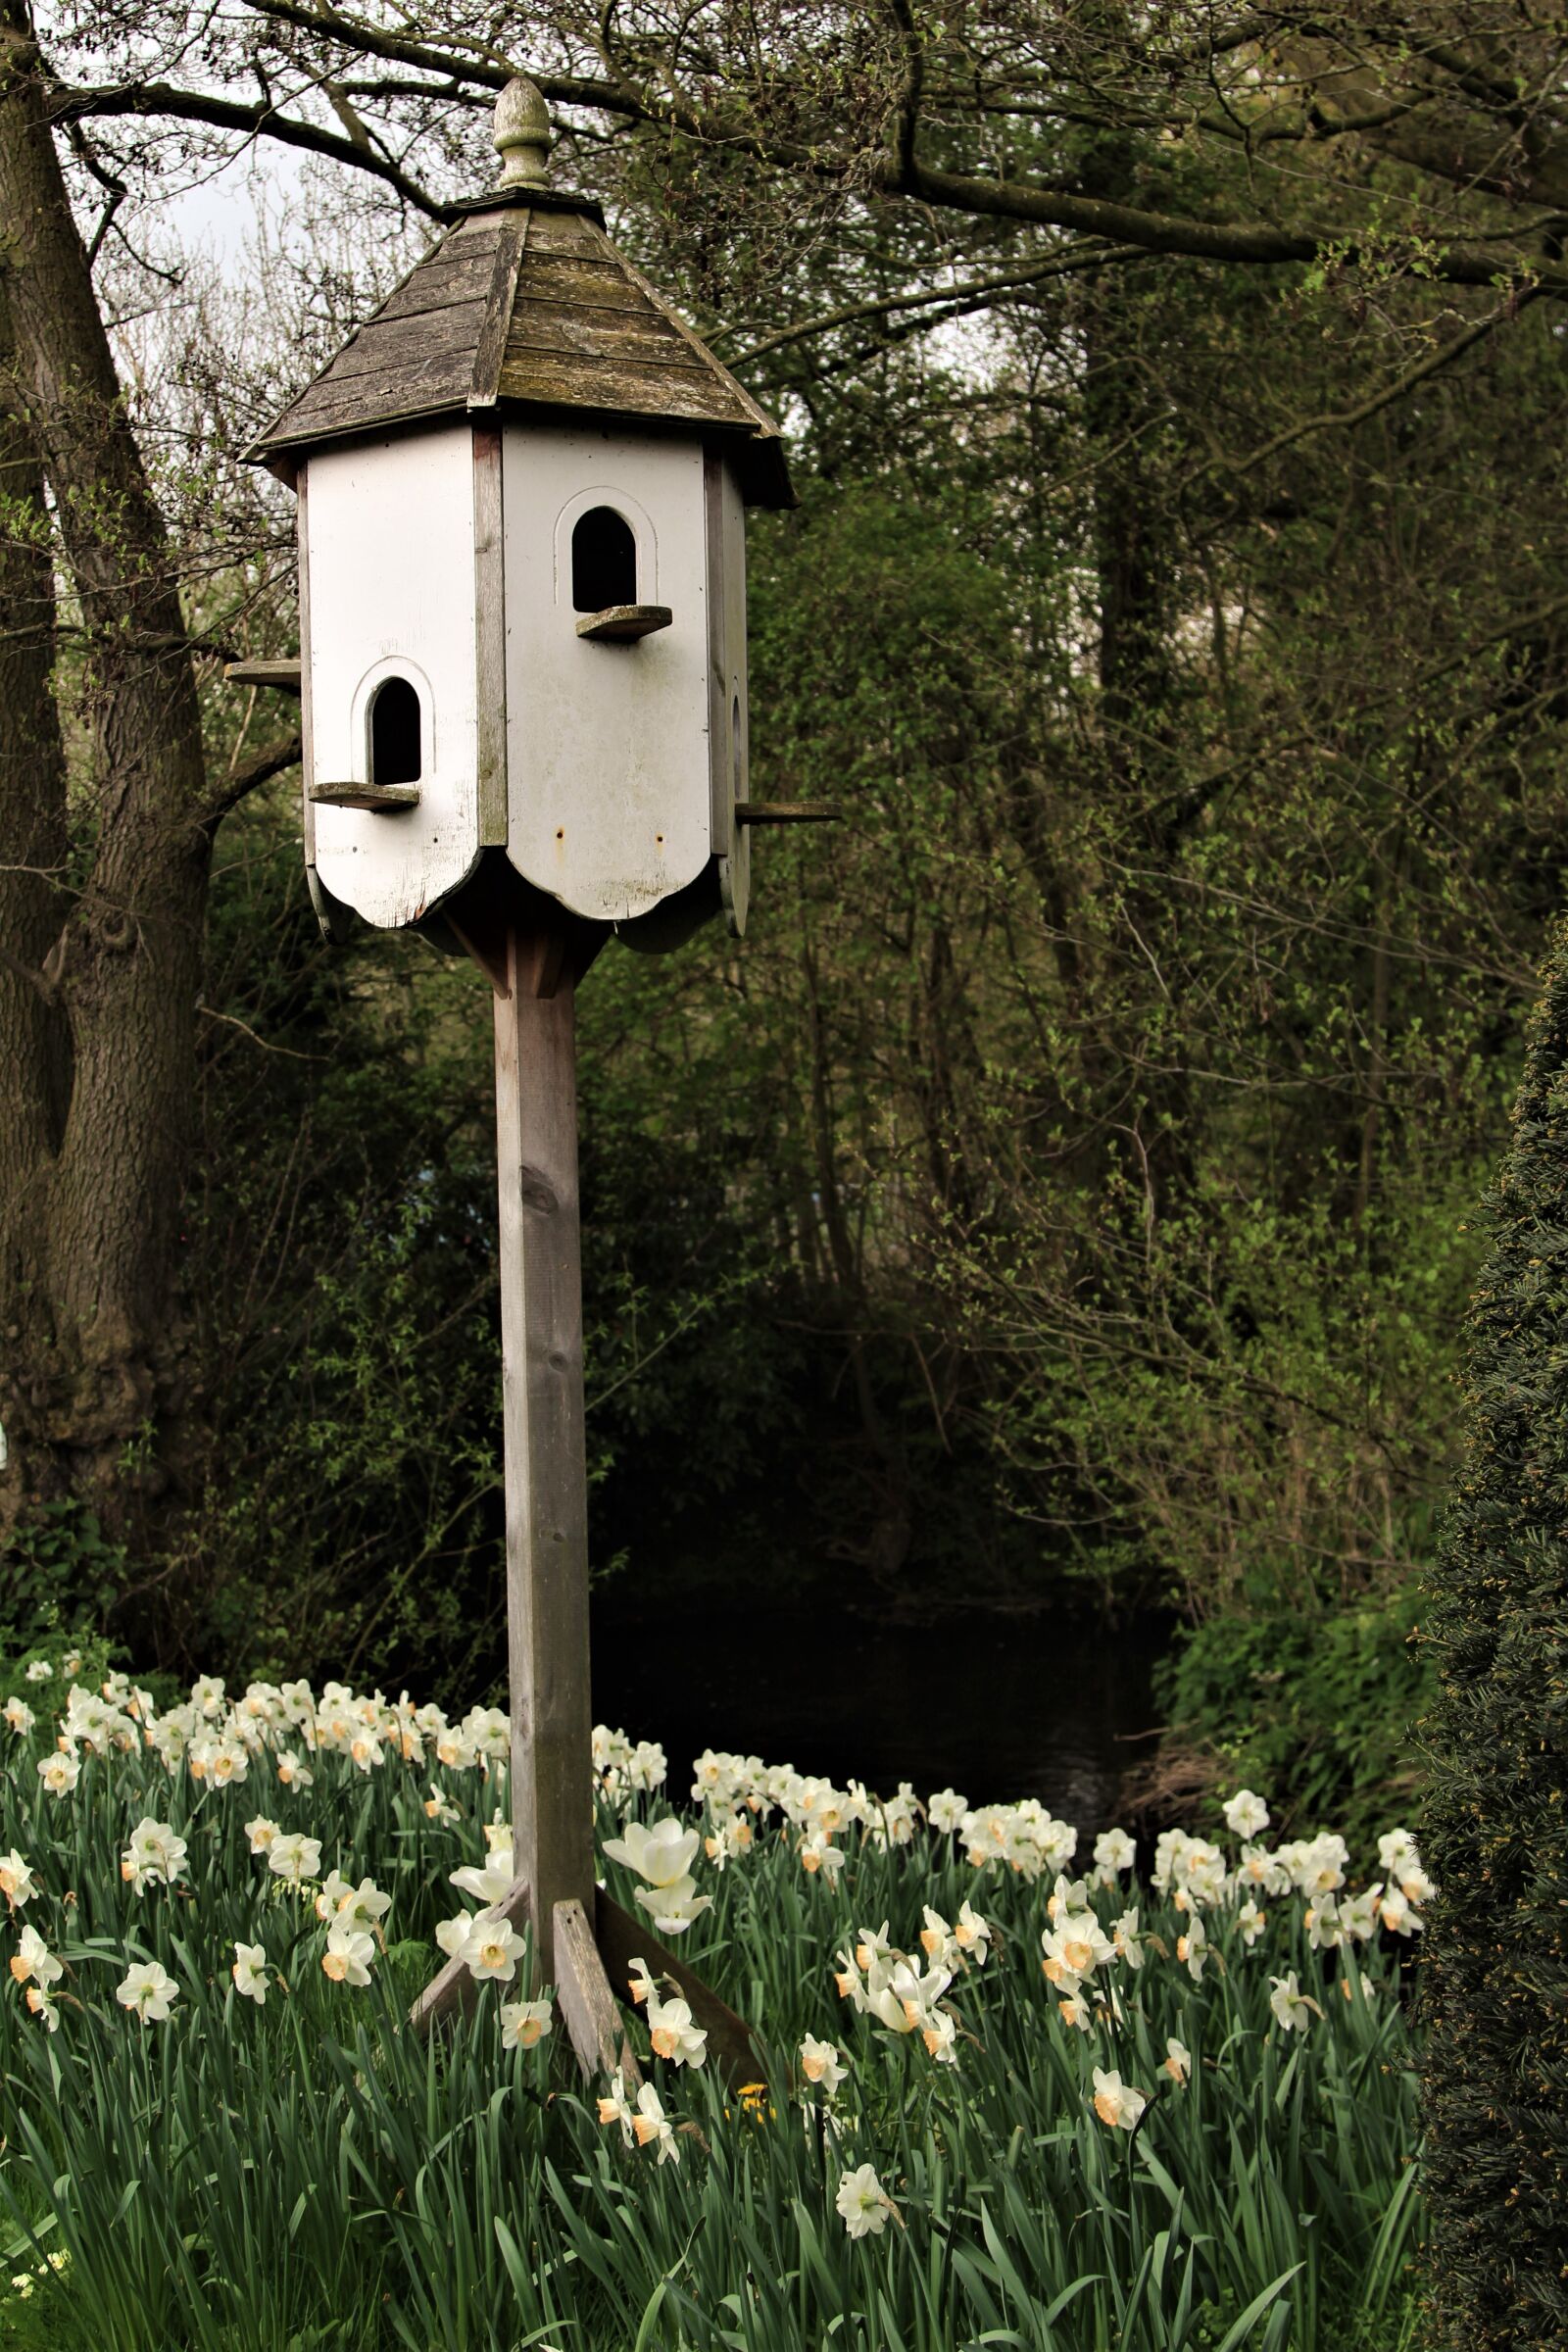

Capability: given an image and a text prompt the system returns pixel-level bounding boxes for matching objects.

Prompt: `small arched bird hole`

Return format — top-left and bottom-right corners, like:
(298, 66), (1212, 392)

(572, 507), (637, 612)
(369, 676), (422, 786)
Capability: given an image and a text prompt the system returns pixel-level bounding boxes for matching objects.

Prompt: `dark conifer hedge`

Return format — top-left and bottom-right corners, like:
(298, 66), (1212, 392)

(1420, 926), (1568, 2347)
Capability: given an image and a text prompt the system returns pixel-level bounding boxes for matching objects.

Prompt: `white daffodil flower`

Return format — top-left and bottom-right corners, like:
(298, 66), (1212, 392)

(244, 1817), (280, 1856)
(466, 1917), (527, 1984)
(0, 1851), (37, 1910)
(597, 2068), (636, 2146)
(36, 1749), (79, 1799)
(601, 1817), (702, 1891)
(1305, 1895), (1345, 1951)
(647, 1992), (708, 2068)
(322, 1924), (376, 1986)
(314, 1869), (353, 1922)
(117, 1959), (178, 2023)
(423, 1785), (461, 1826)
(435, 1911), (476, 1960)
(1222, 1788), (1271, 1840)
(1111, 1908), (1145, 1969)
(276, 1751), (314, 1789)
(232, 1942), (269, 2004)
(1164, 2037), (1192, 2083)
(1092, 1827), (1136, 1886)
(632, 1876), (713, 1935)
(919, 1906), (956, 1967)
(926, 1788), (968, 1834)
(1041, 1910), (1113, 1990)
(799, 1830), (845, 1880)
(1378, 1886), (1425, 1937)
(1091, 2067), (1147, 2131)
(625, 1956), (658, 2007)
(800, 2034), (847, 2092)
(836, 2162), (894, 2238)
(1269, 1970), (1324, 2033)
(3, 1697), (35, 1737)
(1175, 1915), (1208, 1982)
(24, 1985), (60, 2033)
(703, 1813), (754, 1871)
(1237, 1898), (1267, 1945)
(500, 1996), (554, 2050)
(335, 1878), (392, 1934)
(630, 2082), (680, 2164)
(24, 1660), (52, 1685)
(268, 1833), (323, 1886)
(450, 1852), (515, 1906)
(120, 1818), (187, 1894)
(9, 1926), (62, 1989)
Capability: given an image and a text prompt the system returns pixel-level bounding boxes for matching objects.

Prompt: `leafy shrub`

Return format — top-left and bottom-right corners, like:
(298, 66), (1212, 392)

(1153, 1582), (1434, 1852)
(1419, 925), (1568, 2351)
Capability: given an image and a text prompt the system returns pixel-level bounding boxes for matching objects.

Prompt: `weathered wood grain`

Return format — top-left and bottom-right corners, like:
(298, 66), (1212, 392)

(574, 603), (672, 641)
(507, 299), (694, 362)
(224, 657), (302, 693)
(553, 1896), (642, 2082)
(595, 1889), (769, 2086)
(470, 216), (528, 405)
(296, 466), (316, 866)
(472, 424), (508, 846)
(495, 925), (596, 1989)
(496, 348), (753, 423)
(318, 302), (492, 384)
(407, 1872), (532, 2037)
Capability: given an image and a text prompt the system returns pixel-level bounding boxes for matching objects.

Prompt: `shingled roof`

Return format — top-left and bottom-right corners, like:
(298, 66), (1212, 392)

(250, 191), (792, 508)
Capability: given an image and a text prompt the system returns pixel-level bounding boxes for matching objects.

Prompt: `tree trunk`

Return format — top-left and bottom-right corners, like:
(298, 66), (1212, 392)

(0, 8), (211, 1551)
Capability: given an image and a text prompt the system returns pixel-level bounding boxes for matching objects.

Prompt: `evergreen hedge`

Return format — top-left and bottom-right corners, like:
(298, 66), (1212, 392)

(1420, 924), (1568, 2347)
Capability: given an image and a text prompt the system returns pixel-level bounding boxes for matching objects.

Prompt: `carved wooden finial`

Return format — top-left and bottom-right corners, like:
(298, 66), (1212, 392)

(494, 74), (552, 189)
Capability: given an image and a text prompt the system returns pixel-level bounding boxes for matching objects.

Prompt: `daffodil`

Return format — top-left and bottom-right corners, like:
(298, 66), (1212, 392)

(0, 1851), (37, 1910)
(601, 1816), (701, 1890)
(597, 2068), (636, 2145)
(1269, 1970), (1323, 2032)
(1091, 2067), (1147, 2130)
(1164, 2037), (1192, 2082)
(117, 1959), (178, 2023)
(1175, 1914), (1207, 1982)
(800, 2034), (847, 2091)
(24, 1984), (60, 2033)
(647, 1991), (708, 2068)
(466, 1917), (528, 1984)
(232, 1942), (269, 2004)
(24, 1660), (52, 1685)
(36, 1748), (79, 1798)
(926, 1787), (968, 1834)
(450, 1850), (515, 1906)
(500, 1996), (554, 2050)
(321, 1924), (375, 1986)
(9, 1926), (62, 1989)
(268, 1833), (323, 1886)
(630, 2082), (679, 2163)
(1092, 1827), (1136, 1885)
(632, 1875), (712, 1935)
(836, 2162), (894, 2237)
(245, 1817), (280, 1856)
(1236, 1898), (1266, 1945)
(423, 1785), (460, 1825)
(435, 1910), (477, 1960)
(1111, 1908), (1145, 1968)
(1222, 1788), (1270, 1839)
(275, 1750), (314, 1789)
(3, 1697), (35, 1736)
(334, 1877), (392, 1934)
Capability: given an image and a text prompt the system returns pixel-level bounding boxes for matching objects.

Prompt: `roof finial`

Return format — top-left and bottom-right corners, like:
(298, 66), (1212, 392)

(494, 74), (552, 189)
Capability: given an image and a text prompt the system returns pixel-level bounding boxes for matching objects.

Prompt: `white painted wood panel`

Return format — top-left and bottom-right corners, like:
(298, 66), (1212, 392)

(502, 423), (710, 924)
(306, 427), (481, 929)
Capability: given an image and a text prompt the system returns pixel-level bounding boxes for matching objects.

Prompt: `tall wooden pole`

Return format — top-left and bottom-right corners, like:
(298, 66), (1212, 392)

(493, 924), (595, 1987)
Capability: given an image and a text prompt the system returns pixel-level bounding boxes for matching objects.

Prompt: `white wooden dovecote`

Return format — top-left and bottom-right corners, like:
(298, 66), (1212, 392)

(248, 81), (792, 950)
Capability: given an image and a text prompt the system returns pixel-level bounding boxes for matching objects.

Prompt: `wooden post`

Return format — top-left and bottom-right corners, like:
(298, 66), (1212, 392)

(494, 923), (596, 1988)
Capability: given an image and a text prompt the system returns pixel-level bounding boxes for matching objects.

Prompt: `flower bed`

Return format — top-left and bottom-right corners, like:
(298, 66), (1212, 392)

(0, 1657), (1426, 2350)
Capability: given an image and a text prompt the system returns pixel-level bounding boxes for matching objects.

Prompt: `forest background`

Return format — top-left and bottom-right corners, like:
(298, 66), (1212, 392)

(4, 1), (1564, 1837)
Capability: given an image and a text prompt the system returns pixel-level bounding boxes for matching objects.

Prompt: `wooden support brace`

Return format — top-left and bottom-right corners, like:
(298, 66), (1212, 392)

(554, 1896), (642, 2083)
(596, 1888), (768, 2086)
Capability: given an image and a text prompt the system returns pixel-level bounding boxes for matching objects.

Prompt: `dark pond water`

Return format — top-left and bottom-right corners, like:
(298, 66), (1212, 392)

(590, 1600), (1167, 1836)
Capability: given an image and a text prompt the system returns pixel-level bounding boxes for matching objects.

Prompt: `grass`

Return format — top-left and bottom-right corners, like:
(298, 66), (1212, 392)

(0, 1666), (1426, 2349)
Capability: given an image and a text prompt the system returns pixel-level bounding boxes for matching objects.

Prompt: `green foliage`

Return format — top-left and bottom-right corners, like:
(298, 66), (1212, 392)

(0, 1503), (122, 1674)
(1418, 924), (1568, 2351)
(1155, 1585), (1435, 1853)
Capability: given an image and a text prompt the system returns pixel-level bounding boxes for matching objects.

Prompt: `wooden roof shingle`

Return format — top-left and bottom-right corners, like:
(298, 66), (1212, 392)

(250, 192), (791, 507)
